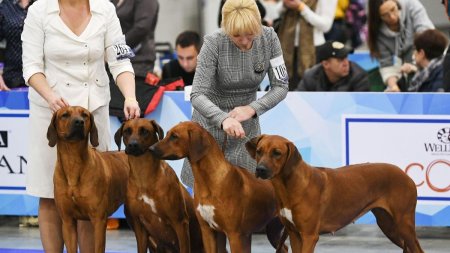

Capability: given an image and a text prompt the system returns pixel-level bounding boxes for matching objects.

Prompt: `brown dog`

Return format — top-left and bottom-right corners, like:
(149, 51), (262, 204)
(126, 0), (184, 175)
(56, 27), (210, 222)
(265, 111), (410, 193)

(114, 119), (204, 253)
(246, 134), (424, 253)
(149, 121), (287, 253)
(47, 106), (129, 253)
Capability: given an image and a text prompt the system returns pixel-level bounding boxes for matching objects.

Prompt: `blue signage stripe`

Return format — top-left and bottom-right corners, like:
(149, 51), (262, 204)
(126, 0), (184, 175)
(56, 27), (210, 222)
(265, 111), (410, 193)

(418, 196), (450, 201)
(0, 114), (29, 117)
(0, 187), (26, 190)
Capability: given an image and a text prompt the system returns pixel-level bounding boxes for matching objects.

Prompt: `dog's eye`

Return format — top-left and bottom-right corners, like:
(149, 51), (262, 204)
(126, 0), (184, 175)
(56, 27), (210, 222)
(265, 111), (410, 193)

(139, 128), (149, 136)
(123, 127), (132, 136)
(272, 149), (282, 157)
(169, 133), (178, 141)
(61, 112), (70, 118)
(81, 112), (89, 119)
(256, 149), (262, 157)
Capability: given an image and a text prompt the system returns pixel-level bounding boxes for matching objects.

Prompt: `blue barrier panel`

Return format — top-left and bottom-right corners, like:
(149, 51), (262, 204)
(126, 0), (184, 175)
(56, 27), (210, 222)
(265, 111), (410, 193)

(1, 89), (450, 226)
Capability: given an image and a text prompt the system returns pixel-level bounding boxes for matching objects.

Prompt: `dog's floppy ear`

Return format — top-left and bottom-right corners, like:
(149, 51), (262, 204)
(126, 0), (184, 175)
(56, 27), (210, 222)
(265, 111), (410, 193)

(188, 128), (211, 163)
(114, 123), (124, 151)
(47, 112), (58, 147)
(149, 120), (164, 140)
(89, 113), (99, 147)
(245, 135), (265, 159)
(284, 141), (302, 175)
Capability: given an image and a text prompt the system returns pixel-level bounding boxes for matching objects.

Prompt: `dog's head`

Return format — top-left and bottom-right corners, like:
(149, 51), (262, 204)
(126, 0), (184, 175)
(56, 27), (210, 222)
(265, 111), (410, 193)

(246, 135), (302, 179)
(47, 106), (98, 147)
(114, 118), (164, 156)
(149, 121), (211, 162)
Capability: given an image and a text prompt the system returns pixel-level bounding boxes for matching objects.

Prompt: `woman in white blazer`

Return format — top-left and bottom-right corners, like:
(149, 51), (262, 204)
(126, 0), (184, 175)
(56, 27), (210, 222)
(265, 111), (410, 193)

(21, 0), (140, 251)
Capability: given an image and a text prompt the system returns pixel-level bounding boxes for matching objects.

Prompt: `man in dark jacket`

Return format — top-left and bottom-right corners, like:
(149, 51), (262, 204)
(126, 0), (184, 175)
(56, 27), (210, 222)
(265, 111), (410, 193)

(162, 31), (201, 87)
(296, 41), (369, 91)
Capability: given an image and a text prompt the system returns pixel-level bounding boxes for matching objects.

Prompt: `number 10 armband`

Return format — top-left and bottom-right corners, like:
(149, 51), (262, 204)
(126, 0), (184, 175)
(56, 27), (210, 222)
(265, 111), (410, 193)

(270, 55), (288, 83)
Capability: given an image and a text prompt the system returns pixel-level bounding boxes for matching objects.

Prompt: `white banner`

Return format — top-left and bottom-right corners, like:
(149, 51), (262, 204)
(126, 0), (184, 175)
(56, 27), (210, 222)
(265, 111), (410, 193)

(0, 110), (29, 194)
(343, 114), (450, 205)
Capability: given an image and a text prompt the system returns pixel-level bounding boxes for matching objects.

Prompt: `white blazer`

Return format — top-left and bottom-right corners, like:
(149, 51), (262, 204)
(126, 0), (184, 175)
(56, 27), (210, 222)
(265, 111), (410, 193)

(22, 0), (134, 111)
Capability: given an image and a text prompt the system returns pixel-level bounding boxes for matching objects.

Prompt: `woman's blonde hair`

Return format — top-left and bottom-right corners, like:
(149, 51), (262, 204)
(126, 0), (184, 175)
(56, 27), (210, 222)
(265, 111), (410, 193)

(221, 0), (262, 36)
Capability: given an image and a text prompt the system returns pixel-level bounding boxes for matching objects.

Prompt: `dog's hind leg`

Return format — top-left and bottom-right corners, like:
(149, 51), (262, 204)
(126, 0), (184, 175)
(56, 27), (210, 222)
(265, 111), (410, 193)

(265, 217), (288, 253)
(395, 213), (424, 253)
(372, 208), (405, 249)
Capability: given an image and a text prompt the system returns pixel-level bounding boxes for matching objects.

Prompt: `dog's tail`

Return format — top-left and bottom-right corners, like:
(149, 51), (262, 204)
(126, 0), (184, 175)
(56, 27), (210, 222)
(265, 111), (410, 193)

(276, 227), (288, 253)
(266, 217), (288, 253)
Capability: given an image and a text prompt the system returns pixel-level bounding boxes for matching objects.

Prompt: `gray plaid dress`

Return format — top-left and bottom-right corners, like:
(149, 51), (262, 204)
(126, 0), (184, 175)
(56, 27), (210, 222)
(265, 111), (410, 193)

(180, 26), (289, 188)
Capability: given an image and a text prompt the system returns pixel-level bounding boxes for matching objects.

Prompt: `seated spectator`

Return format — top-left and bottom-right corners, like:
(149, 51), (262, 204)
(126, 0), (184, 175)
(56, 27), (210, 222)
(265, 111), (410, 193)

(161, 31), (202, 87)
(367, 0), (434, 92)
(400, 29), (448, 92)
(296, 41), (369, 91)
(0, 0), (34, 90)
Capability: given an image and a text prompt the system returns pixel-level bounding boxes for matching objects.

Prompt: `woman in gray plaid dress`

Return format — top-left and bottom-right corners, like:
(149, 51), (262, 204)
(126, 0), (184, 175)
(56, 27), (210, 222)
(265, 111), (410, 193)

(180, 0), (289, 188)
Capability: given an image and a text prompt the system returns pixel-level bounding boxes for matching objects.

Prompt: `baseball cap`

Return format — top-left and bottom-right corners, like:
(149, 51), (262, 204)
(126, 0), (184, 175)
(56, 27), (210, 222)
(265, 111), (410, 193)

(316, 41), (351, 62)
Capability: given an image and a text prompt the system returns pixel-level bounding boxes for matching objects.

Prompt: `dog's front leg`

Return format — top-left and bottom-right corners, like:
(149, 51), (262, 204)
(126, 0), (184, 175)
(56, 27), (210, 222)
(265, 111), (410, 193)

(228, 232), (251, 253)
(286, 228), (302, 253)
(91, 218), (107, 253)
(300, 233), (319, 253)
(199, 224), (217, 253)
(173, 219), (191, 253)
(61, 217), (78, 253)
(130, 219), (149, 253)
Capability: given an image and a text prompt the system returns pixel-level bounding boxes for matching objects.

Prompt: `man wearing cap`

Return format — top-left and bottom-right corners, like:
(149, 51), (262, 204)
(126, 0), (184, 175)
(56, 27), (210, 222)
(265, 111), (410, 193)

(296, 41), (369, 91)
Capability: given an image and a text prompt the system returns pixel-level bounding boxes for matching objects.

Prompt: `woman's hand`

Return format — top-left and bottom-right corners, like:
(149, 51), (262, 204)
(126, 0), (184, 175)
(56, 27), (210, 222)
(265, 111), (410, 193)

(0, 75), (10, 91)
(384, 85), (401, 92)
(46, 93), (70, 113)
(222, 117), (245, 138)
(400, 63), (417, 74)
(228, 105), (256, 122)
(283, 0), (304, 12)
(124, 97), (140, 120)
(384, 76), (401, 92)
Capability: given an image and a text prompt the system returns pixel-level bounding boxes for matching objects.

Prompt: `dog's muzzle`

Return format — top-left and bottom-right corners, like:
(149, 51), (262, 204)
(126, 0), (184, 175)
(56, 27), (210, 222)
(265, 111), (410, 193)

(149, 144), (181, 160)
(67, 118), (86, 140)
(125, 140), (145, 156)
(148, 144), (162, 157)
(255, 165), (271, 179)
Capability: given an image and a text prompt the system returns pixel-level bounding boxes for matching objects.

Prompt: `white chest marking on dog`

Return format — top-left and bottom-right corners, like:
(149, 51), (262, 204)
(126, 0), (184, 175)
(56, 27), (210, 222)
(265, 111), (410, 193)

(139, 195), (157, 214)
(197, 204), (219, 229)
(280, 208), (294, 226)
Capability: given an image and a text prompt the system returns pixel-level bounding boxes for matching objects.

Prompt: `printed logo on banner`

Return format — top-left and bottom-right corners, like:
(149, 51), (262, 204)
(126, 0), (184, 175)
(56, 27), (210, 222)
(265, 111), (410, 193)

(423, 127), (450, 153)
(437, 128), (450, 144)
(343, 115), (450, 205)
(0, 112), (29, 194)
(0, 131), (7, 147)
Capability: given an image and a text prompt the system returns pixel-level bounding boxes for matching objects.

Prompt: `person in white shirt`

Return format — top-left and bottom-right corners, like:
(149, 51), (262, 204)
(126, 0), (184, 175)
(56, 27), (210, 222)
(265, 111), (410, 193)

(21, 0), (140, 251)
